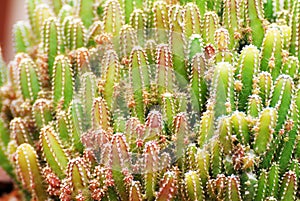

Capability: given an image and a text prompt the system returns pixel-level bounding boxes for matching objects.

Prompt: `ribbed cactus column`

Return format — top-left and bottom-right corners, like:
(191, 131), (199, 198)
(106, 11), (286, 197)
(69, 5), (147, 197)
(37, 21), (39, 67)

(290, 0), (300, 60)
(210, 62), (234, 118)
(246, 0), (265, 47)
(15, 144), (47, 201)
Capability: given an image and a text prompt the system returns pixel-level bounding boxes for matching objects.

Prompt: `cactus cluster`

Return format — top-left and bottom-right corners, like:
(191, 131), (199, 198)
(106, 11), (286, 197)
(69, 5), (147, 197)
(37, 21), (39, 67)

(0, 0), (300, 200)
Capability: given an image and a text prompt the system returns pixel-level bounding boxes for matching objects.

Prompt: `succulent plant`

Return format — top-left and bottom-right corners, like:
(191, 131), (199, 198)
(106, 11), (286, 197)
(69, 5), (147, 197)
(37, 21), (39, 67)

(0, 0), (299, 200)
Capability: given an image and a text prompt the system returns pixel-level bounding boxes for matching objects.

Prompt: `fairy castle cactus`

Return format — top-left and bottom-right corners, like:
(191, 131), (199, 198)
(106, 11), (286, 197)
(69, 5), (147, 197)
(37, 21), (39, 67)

(0, 0), (299, 200)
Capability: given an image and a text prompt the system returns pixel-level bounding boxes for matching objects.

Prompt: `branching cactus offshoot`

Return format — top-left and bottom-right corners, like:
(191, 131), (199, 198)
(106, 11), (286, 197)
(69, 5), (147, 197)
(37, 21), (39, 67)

(0, 0), (299, 200)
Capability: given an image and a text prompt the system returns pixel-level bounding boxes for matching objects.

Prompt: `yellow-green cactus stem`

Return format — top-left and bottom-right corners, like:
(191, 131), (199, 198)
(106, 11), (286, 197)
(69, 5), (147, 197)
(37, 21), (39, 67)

(185, 143), (197, 171)
(210, 62), (234, 118)
(110, 133), (131, 201)
(266, 163), (280, 198)
(120, 0), (143, 24)
(162, 92), (176, 131)
(245, 0), (265, 47)
(217, 116), (234, 174)
(278, 102), (299, 171)
(130, 9), (147, 47)
(187, 34), (203, 62)
(50, 0), (63, 15)
(202, 11), (219, 45)
(260, 25), (283, 80)
(195, 148), (210, 189)
(253, 107), (277, 155)
(184, 3), (201, 39)
(222, 0), (242, 49)
(214, 28), (233, 63)
(294, 85), (300, 159)
(55, 109), (71, 144)
(184, 170), (205, 201)
(32, 98), (53, 129)
(279, 25), (291, 50)
(125, 117), (142, 151)
(18, 57), (40, 103)
(255, 71), (273, 107)
(247, 94), (262, 118)
(173, 112), (188, 169)
(52, 55), (74, 109)
(120, 25), (138, 59)
(225, 175), (242, 201)
(281, 56), (299, 80)
(80, 72), (98, 129)
(235, 45), (260, 111)
(64, 157), (91, 200)
(42, 17), (61, 78)
(231, 111), (250, 145)
(155, 170), (177, 201)
(10, 118), (34, 146)
(144, 141), (159, 200)
(153, 1), (169, 44)
(68, 100), (84, 152)
(13, 21), (32, 53)
(75, 0), (94, 28)
(63, 16), (86, 51)
(261, 75), (294, 168)
(32, 4), (54, 39)
(156, 45), (175, 97)
(254, 169), (268, 201)
(92, 97), (111, 130)
(103, 0), (124, 38)
(290, 0), (300, 60)
(193, 0), (206, 17)
(264, 0), (283, 21)
(273, 79), (295, 120)
(129, 47), (150, 123)
(26, 0), (42, 35)
(240, 172), (258, 201)
(198, 108), (214, 147)
(279, 171), (297, 201)
(210, 138), (222, 177)
(100, 49), (121, 110)
(169, 4), (188, 85)
(15, 143), (47, 201)
(58, 4), (73, 25)
(40, 125), (68, 179)
(189, 53), (208, 113)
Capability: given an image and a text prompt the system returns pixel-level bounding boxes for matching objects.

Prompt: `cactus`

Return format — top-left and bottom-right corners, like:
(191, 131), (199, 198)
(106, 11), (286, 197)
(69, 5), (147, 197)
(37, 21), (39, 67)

(0, 0), (300, 200)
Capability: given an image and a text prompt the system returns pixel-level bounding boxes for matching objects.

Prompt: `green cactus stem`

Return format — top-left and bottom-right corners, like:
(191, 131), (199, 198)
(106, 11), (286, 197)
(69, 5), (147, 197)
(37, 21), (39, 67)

(245, 0), (265, 47)
(184, 170), (205, 201)
(32, 98), (53, 129)
(290, 0), (300, 60)
(18, 57), (40, 103)
(40, 124), (69, 179)
(210, 62), (234, 118)
(144, 141), (159, 200)
(15, 143), (47, 201)
(260, 25), (283, 80)
(52, 55), (73, 109)
(235, 45), (260, 111)
(129, 47), (150, 123)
